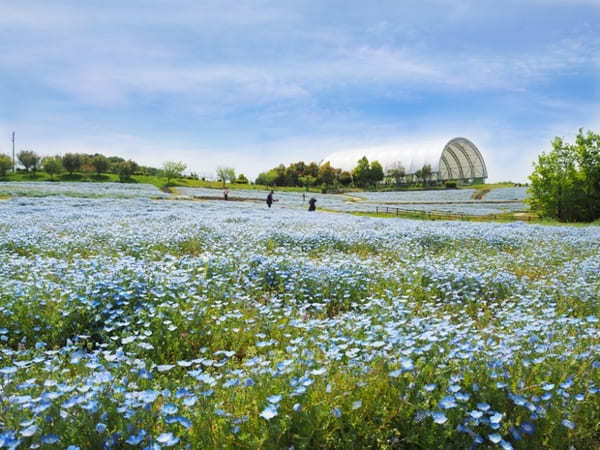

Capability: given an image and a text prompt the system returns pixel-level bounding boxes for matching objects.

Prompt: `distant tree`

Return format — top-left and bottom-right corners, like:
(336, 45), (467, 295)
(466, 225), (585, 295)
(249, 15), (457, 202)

(369, 160), (384, 186)
(62, 153), (81, 175)
(42, 156), (63, 179)
(387, 162), (406, 185)
(117, 160), (138, 182)
(414, 168), (423, 185)
(318, 161), (337, 186)
(305, 162), (319, 178)
(162, 161), (187, 184)
(236, 173), (249, 184)
(421, 164), (432, 186)
(255, 169), (278, 186)
(18, 150), (41, 173)
(352, 156), (371, 188)
(339, 171), (353, 186)
(529, 129), (600, 221)
(92, 154), (110, 175)
(216, 167), (236, 187)
(0, 154), (12, 177)
(299, 175), (316, 189)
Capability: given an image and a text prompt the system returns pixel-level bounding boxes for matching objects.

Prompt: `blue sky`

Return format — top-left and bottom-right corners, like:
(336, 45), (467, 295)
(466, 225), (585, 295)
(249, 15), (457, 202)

(1, 0), (599, 182)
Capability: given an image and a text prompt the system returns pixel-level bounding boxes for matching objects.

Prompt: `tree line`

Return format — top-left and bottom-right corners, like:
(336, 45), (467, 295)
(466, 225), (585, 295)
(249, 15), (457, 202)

(0, 150), (154, 181)
(255, 157), (386, 189)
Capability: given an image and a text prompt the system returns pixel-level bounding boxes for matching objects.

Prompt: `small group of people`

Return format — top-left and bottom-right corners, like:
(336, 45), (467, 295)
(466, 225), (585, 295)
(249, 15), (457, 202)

(267, 190), (316, 211)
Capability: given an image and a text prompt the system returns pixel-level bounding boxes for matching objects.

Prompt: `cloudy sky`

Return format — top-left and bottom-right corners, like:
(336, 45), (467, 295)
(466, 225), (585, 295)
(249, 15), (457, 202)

(1, 1), (599, 181)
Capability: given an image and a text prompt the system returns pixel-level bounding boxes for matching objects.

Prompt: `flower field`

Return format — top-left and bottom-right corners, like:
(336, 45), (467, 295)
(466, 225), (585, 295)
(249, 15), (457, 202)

(0, 194), (598, 449)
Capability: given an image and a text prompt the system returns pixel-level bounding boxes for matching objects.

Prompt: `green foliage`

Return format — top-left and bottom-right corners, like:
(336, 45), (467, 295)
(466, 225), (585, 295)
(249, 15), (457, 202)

(0, 153), (12, 177)
(387, 162), (406, 185)
(352, 156), (384, 188)
(236, 173), (249, 184)
(62, 153), (81, 175)
(216, 166), (236, 186)
(162, 161), (187, 184)
(117, 160), (139, 182)
(17, 150), (41, 173)
(92, 154), (110, 175)
(528, 129), (600, 222)
(317, 161), (338, 186)
(42, 156), (64, 179)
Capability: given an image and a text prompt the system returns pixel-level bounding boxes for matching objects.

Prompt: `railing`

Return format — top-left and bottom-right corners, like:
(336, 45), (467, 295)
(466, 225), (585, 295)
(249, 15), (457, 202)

(374, 206), (532, 221)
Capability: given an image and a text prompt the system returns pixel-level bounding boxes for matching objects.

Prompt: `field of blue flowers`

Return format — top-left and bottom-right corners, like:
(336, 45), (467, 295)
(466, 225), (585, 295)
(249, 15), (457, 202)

(0, 191), (598, 449)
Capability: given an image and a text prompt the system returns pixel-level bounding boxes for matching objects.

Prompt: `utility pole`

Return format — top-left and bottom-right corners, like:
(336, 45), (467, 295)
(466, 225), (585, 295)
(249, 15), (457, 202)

(12, 132), (15, 173)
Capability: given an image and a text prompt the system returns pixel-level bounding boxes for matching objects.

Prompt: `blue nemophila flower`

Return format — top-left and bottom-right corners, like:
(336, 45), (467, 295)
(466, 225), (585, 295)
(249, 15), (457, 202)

(267, 395), (282, 404)
(156, 364), (175, 372)
(67, 446), (80, 450)
(293, 403), (302, 412)
(156, 432), (179, 446)
(562, 419), (575, 430)
(20, 424), (39, 437)
(542, 383), (554, 391)
(41, 434), (60, 444)
(470, 410), (483, 419)
(424, 384), (437, 392)
(432, 412), (447, 424)
(438, 396), (457, 409)
(352, 400), (362, 410)
(125, 430), (147, 445)
(161, 403), (178, 416)
(140, 390), (159, 404)
(96, 423), (107, 433)
(182, 395), (197, 407)
(389, 369), (403, 378)
(488, 433), (502, 444)
(489, 412), (503, 424)
(260, 404), (279, 420)
(477, 402), (490, 411)
(499, 439), (514, 450)
(332, 408), (342, 418)
(520, 422), (535, 435)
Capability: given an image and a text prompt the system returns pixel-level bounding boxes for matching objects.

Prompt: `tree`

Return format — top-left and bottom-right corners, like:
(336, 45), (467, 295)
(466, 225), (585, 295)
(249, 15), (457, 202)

(352, 156), (371, 188)
(216, 167), (236, 187)
(62, 153), (81, 175)
(387, 162), (406, 185)
(369, 160), (384, 186)
(318, 161), (337, 187)
(339, 171), (353, 186)
(162, 161), (187, 184)
(299, 175), (316, 189)
(529, 129), (600, 221)
(0, 154), (12, 177)
(42, 156), (63, 179)
(255, 169), (278, 186)
(92, 154), (110, 175)
(18, 150), (41, 173)
(421, 164), (432, 186)
(117, 160), (138, 182)
(236, 173), (249, 184)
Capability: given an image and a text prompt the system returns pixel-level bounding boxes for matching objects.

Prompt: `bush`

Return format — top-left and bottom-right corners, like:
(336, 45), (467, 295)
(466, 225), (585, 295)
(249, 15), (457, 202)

(528, 128), (600, 222)
(0, 154), (12, 177)
(445, 181), (457, 189)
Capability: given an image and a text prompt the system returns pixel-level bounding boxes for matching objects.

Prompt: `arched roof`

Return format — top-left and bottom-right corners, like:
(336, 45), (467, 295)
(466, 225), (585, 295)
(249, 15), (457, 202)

(439, 137), (487, 180)
(323, 137), (487, 181)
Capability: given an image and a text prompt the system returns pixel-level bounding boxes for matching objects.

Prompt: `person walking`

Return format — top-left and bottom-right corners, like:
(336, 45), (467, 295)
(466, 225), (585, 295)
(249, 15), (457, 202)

(308, 197), (317, 211)
(223, 188), (229, 200)
(266, 190), (274, 208)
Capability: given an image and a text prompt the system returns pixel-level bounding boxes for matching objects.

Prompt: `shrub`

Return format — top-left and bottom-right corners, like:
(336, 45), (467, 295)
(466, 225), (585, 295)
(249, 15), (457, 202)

(162, 161), (187, 184)
(92, 154), (110, 175)
(0, 154), (12, 177)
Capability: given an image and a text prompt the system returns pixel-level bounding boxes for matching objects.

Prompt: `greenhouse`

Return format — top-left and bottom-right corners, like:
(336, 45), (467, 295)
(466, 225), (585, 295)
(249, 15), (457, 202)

(324, 137), (488, 184)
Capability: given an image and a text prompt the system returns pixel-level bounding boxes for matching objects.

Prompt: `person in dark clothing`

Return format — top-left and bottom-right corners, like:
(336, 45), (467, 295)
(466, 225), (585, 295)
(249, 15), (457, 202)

(223, 188), (229, 200)
(308, 197), (317, 211)
(266, 190), (274, 208)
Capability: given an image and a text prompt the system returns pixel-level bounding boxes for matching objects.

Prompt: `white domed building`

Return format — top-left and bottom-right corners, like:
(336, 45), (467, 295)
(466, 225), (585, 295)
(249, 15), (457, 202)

(324, 137), (488, 184)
